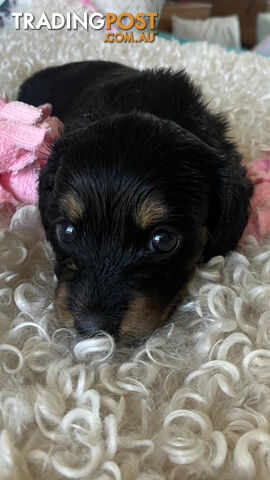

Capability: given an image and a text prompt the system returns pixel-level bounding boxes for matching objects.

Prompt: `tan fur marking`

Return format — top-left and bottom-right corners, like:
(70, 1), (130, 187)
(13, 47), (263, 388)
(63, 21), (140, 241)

(194, 228), (209, 264)
(60, 193), (84, 222)
(120, 230), (209, 339)
(120, 295), (168, 339)
(55, 283), (74, 327)
(201, 229), (208, 249)
(136, 198), (167, 229)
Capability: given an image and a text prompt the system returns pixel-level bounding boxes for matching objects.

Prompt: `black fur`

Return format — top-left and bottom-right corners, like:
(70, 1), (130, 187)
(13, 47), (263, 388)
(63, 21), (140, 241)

(18, 60), (253, 341)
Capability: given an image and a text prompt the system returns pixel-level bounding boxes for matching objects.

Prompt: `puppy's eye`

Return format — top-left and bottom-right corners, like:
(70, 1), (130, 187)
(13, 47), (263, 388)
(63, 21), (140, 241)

(56, 222), (75, 247)
(149, 228), (181, 254)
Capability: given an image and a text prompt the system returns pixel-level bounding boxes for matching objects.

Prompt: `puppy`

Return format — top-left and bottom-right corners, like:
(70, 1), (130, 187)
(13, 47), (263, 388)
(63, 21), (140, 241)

(18, 60), (252, 342)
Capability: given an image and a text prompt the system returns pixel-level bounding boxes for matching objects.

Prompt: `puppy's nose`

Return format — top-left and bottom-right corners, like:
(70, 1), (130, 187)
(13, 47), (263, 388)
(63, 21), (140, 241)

(77, 313), (114, 337)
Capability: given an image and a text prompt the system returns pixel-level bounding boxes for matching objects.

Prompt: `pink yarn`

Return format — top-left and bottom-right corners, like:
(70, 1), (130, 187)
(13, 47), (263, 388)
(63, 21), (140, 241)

(0, 98), (63, 206)
(79, 0), (117, 32)
(79, 0), (98, 13)
(241, 150), (270, 244)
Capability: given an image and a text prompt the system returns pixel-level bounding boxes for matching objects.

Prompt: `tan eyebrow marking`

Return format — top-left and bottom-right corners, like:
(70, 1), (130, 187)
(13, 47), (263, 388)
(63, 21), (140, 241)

(60, 193), (84, 222)
(136, 197), (168, 229)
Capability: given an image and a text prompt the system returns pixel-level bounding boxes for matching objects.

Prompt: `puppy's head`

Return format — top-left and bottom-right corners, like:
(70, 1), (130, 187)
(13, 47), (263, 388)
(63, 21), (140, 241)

(39, 113), (251, 342)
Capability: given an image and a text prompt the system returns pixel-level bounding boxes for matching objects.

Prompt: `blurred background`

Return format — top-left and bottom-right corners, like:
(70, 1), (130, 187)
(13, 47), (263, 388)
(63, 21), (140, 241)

(1, 0), (270, 54)
(157, 0), (270, 54)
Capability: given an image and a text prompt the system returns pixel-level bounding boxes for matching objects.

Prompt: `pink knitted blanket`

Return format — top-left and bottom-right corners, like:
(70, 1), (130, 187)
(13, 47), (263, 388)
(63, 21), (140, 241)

(241, 151), (270, 245)
(0, 98), (63, 206)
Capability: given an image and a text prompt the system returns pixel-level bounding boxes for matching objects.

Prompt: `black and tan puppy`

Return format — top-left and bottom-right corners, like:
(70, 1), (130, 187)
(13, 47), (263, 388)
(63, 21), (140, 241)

(18, 60), (252, 341)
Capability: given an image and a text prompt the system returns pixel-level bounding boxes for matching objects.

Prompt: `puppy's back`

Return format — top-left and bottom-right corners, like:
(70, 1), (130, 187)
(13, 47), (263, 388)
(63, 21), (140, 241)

(18, 60), (136, 120)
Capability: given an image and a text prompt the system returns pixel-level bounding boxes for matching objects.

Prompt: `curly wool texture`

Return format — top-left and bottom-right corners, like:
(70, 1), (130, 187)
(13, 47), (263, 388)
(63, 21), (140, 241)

(1, 1), (270, 479)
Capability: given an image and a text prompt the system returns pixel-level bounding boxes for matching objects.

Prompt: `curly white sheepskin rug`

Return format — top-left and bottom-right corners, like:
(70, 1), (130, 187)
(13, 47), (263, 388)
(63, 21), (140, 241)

(1, 1), (270, 479)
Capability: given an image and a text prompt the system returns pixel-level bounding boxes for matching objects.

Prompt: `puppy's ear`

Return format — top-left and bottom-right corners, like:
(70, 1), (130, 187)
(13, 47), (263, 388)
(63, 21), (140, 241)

(203, 152), (253, 261)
